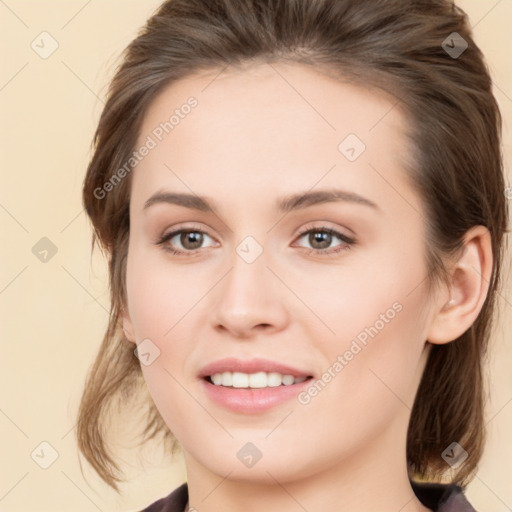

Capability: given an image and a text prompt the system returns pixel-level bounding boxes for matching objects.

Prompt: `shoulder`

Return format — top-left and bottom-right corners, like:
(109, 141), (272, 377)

(411, 480), (476, 512)
(138, 483), (188, 512)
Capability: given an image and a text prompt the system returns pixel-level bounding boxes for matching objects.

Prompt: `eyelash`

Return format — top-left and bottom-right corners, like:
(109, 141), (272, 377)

(156, 224), (355, 258)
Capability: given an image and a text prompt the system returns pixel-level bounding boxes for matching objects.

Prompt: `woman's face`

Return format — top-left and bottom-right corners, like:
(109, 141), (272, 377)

(123, 62), (437, 483)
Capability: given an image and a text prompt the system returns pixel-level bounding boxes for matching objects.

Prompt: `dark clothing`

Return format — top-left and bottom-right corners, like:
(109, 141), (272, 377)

(411, 481), (476, 511)
(140, 480), (476, 511)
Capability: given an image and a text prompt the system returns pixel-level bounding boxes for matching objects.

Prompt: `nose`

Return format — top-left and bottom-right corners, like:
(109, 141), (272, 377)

(211, 246), (289, 339)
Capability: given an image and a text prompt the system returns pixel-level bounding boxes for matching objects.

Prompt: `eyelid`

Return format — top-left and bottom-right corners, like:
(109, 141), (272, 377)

(294, 222), (354, 239)
(159, 223), (212, 239)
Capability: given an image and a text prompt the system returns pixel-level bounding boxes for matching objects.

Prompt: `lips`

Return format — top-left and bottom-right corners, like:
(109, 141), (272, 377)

(198, 357), (314, 413)
(198, 357), (312, 379)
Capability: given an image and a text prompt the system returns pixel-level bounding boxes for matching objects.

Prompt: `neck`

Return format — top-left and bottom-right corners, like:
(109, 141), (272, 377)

(183, 419), (431, 512)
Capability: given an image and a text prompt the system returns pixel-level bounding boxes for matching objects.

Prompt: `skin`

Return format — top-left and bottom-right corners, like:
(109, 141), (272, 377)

(122, 61), (492, 512)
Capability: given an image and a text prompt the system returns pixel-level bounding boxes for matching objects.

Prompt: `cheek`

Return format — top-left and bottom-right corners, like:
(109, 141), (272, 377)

(303, 247), (430, 412)
(125, 246), (202, 337)
(294, 240), (426, 345)
(125, 247), (209, 412)
(291, 304), (428, 464)
(311, 286), (430, 431)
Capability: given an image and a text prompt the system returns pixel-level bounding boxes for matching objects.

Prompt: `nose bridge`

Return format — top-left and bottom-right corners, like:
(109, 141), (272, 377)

(211, 235), (287, 336)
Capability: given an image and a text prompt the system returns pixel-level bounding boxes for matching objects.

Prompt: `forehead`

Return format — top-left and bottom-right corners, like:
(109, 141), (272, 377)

(132, 61), (418, 217)
(139, 60), (408, 147)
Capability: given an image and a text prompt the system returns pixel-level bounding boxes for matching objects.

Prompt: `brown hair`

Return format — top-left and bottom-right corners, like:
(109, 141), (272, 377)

(78, 0), (509, 492)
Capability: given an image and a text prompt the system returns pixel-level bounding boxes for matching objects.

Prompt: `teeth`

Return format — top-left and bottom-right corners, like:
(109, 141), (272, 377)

(209, 371), (308, 388)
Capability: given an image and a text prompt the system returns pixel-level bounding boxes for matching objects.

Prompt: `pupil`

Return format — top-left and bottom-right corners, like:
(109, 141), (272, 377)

(311, 232), (330, 249)
(182, 231), (202, 249)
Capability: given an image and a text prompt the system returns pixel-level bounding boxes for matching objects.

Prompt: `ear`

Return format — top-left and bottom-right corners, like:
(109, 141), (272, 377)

(121, 305), (136, 344)
(427, 225), (493, 345)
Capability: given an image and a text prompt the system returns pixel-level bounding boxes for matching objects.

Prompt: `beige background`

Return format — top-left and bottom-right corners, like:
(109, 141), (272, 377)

(0, 1), (511, 511)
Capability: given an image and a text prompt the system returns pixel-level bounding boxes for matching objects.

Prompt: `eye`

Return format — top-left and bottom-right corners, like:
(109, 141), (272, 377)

(293, 226), (355, 256)
(156, 226), (217, 255)
(156, 224), (355, 257)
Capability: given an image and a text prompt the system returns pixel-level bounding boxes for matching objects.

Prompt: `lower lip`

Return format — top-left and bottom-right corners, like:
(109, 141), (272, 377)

(200, 377), (313, 414)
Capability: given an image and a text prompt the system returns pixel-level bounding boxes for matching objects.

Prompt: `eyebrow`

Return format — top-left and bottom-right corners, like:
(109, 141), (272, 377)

(143, 188), (380, 213)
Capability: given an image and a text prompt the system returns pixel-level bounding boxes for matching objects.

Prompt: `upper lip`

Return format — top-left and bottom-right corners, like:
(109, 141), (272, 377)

(198, 358), (312, 379)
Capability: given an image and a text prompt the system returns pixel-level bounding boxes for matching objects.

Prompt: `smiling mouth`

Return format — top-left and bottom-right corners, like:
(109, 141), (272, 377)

(205, 371), (313, 389)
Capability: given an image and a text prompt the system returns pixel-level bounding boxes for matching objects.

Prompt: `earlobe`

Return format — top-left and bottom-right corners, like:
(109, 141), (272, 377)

(121, 307), (136, 344)
(427, 225), (493, 345)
